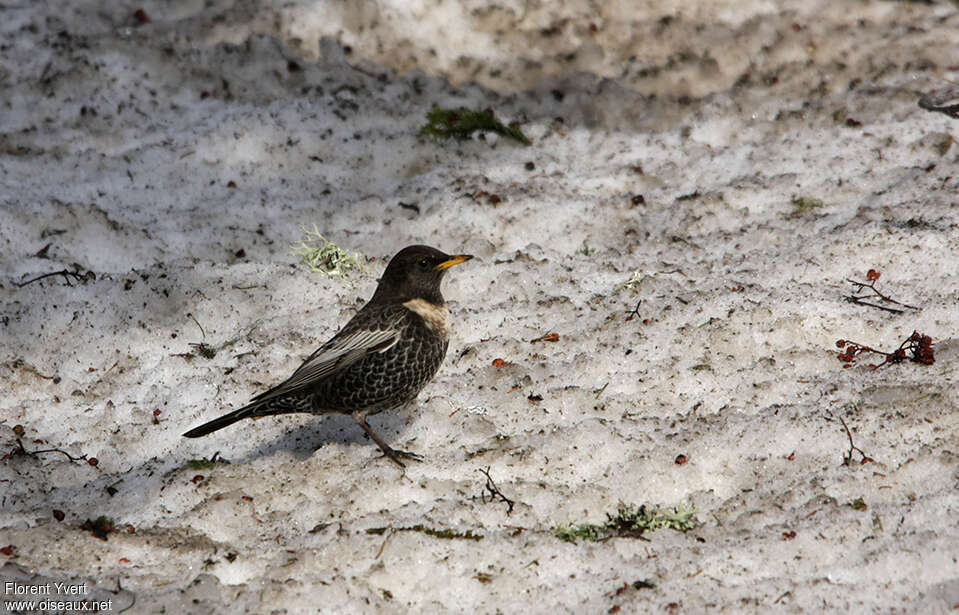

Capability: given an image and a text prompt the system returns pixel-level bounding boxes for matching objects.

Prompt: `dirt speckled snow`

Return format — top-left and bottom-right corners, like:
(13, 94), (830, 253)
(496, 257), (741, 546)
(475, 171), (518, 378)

(2, 1), (958, 613)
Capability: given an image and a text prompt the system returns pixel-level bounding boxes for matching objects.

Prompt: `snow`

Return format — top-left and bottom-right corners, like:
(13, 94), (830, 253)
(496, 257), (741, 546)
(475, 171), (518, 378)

(2, 0), (959, 613)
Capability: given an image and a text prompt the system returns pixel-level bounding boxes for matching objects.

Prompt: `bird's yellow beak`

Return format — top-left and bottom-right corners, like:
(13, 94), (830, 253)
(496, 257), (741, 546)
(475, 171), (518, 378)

(434, 254), (473, 270)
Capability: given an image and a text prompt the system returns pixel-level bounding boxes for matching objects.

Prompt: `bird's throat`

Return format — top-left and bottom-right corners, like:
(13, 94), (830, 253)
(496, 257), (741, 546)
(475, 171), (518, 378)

(403, 298), (451, 337)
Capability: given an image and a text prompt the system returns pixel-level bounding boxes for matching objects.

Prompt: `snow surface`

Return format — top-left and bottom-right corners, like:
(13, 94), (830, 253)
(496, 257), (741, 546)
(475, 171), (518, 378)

(2, 0), (959, 613)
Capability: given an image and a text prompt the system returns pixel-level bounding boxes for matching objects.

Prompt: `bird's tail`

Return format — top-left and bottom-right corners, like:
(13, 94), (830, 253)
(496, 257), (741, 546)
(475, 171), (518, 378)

(183, 401), (284, 438)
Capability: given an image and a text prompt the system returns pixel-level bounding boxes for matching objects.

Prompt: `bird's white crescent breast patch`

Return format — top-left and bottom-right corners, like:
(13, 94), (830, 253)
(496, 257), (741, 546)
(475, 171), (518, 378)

(403, 298), (451, 336)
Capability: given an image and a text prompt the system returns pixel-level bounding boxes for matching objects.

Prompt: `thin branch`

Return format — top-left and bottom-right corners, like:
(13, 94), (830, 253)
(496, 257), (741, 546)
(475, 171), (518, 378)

(836, 331), (935, 369)
(845, 272), (919, 312)
(188, 313), (206, 339)
(838, 416), (873, 466)
(844, 297), (905, 314)
(7, 439), (89, 463)
(478, 467), (515, 514)
(16, 269), (91, 287)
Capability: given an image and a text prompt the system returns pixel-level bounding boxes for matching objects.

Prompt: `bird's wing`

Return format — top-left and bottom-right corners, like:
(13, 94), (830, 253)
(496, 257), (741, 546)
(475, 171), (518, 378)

(249, 326), (399, 403)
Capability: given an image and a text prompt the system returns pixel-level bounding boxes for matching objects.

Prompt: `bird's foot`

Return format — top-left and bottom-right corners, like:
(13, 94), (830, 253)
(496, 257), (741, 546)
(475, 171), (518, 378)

(354, 416), (423, 468)
(376, 446), (424, 468)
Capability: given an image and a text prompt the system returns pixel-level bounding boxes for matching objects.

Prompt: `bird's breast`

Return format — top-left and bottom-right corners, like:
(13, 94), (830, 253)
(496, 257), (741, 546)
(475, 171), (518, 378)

(402, 298), (451, 338)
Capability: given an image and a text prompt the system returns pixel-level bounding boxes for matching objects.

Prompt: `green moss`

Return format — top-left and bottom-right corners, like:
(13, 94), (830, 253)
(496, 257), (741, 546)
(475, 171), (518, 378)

(554, 504), (699, 543)
(554, 522), (603, 543)
(184, 459), (217, 470)
(421, 106), (531, 145)
(191, 342), (217, 359)
(620, 269), (643, 294)
(292, 227), (367, 276)
(365, 524), (483, 541)
(791, 195), (824, 216)
(81, 516), (117, 540)
(181, 454), (228, 472)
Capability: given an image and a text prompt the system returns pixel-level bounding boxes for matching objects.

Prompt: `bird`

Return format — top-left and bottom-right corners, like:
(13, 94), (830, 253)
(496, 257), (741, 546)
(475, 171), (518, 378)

(183, 245), (473, 467)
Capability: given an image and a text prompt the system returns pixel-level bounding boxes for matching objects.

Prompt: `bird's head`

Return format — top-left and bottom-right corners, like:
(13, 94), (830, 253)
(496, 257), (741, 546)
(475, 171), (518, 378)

(371, 245), (473, 305)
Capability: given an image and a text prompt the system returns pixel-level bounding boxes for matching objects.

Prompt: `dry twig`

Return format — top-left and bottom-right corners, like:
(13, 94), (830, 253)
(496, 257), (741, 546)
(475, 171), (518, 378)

(837, 331), (935, 369)
(845, 269), (918, 313)
(478, 466), (515, 514)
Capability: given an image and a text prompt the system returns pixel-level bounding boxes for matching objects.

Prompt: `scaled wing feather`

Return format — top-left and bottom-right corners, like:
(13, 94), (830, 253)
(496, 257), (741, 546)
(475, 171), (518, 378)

(249, 328), (399, 403)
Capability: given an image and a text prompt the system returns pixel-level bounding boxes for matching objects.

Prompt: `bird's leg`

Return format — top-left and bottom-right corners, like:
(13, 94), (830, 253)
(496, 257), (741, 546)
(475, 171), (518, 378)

(354, 415), (423, 467)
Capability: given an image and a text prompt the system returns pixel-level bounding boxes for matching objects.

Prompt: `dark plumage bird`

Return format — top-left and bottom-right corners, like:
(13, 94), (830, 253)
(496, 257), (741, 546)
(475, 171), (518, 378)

(183, 245), (472, 466)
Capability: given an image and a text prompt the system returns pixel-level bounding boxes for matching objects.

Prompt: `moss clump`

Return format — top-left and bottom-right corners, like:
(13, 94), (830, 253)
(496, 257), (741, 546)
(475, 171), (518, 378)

(292, 227), (367, 276)
(791, 195), (824, 216)
(619, 269), (643, 294)
(190, 342), (217, 359)
(554, 504), (699, 543)
(181, 453), (229, 472)
(850, 497), (868, 511)
(81, 516), (117, 541)
(183, 458), (218, 471)
(421, 106), (531, 145)
(554, 522), (603, 543)
(366, 524), (483, 541)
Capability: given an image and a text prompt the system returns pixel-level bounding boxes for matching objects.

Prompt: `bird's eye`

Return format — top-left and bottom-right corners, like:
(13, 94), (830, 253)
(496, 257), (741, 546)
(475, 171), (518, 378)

(418, 258), (431, 269)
